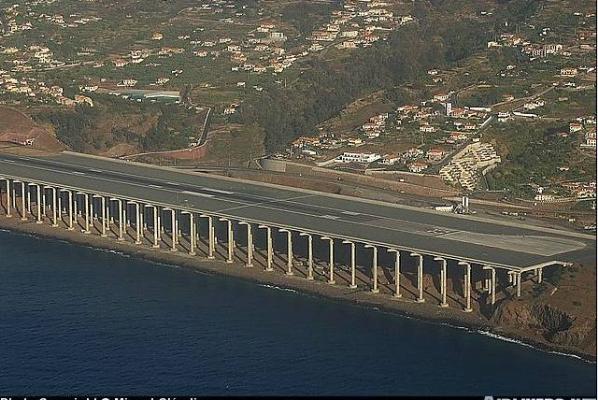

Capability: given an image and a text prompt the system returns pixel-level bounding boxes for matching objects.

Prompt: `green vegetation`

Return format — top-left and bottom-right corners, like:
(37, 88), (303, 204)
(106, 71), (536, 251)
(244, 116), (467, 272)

(236, 9), (490, 152)
(485, 120), (595, 197)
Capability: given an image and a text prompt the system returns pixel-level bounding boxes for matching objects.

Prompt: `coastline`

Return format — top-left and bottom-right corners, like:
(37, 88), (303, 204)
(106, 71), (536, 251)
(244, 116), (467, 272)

(0, 216), (595, 363)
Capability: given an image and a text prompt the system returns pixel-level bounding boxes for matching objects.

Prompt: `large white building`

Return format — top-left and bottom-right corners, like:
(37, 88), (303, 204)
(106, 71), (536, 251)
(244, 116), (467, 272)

(335, 152), (381, 164)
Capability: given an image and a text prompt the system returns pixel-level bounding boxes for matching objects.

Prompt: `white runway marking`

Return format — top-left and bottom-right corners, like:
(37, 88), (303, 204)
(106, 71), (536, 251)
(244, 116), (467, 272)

(71, 171), (86, 176)
(322, 215), (340, 220)
(181, 190), (215, 198)
(203, 188), (234, 195)
(90, 168), (103, 173)
(342, 211), (360, 216)
(148, 184), (163, 189)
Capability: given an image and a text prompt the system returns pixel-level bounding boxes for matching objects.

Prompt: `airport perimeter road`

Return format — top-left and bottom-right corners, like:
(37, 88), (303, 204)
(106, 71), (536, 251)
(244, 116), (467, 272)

(0, 152), (595, 270)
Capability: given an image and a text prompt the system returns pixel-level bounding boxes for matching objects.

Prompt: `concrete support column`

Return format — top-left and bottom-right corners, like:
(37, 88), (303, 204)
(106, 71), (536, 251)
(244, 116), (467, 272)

(20, 181), (27, 221)
(201, 215), (215, 259)
(300, 232), (313, 279)
(483, 266), (496, 306)
(343, 240), (357, 289)
(152, 206), (159, 248)
(280, 229), (293, 276)
(366, 244), (378, 293)
(537, 267), (543, 284)
(434, 257), (448, 307)
(140, 204), (146, 242)
(51, 187), (58, 227)
(239, 222), (253, 267)
(134, 203), (142, 244)
(459, 261), (473, 312)
(169, 209), (177, 251)
(411, 252), (425, 303)
(188, 212), (196, 256)
(66, 191), (74, 230)
(322, 236), (335, 284)
(5, 179), (12, 217)
(35, 184), (42, 224)
(57, 193), (62, 220)
(11, 180), (16, 210)
(516, 272), (522, 298)
(117, 199), (124, 240)
(261, 225), (274, 272)
(74, 193), (79, 219)
(100, 196), (107, 237)
(390, 250), (401, 298)
(221, 218), (234, 263)
(42, 186), (46, 217)
(156, 207), (162, 242)
(246, 223), (253, 267)
(26, 183), (32, 215)
(83, 194), (91, 233)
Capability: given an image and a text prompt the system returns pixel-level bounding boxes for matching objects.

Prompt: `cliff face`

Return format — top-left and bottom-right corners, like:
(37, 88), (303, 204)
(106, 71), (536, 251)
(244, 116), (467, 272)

(491, 299), (596, 356)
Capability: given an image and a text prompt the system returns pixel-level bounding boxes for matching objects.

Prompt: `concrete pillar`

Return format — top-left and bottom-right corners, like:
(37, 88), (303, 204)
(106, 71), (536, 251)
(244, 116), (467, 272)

(434, 257), (448, 307)
(483, 266), (496, 306)
(366, 245), (378, 293)
(391, 250), (401, 298)
(74, 193), (79, 220)
(169, 209), (177, 251)
(343, 240), (357, 289)
(100, 196), (107, 237)
(202, 215), (215, 259)
(459, 261), (473, 312)
(261, 225), (274, 272)
(537, 267), (543, 283)
(221, 218), (234, 263)
(280, 229), (293, 276)
(35, 184), (42, 224)
(57, 193), (62, 220)
(41, 186), (46, 217)
(516, 272), (522, 298)
(64, 190), (73, 230)
(20, 181), (27, 221)
(51, 187), (58, 227)
(152, 206), (159, 248)
(117, 199), (124, 240)
(240, 222), (253, 267)
(11, 180), (16, 210)
(411, 252), (425, 303)
(5, 179), (12, 217)
(134, 203), (142, 244)
(300, 232), (313, 279)
(156, 207), (162, 242)
(188, 212), (196, 256)
(140, 204), (145, 242)
(323, 237), (335, 284)
(83, 194), (91, 233)
(26, 183), (32, 215)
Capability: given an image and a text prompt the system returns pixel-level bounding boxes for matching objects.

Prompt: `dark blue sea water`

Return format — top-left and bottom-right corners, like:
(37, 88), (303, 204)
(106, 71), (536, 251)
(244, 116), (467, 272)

(0, 230), (595, 395)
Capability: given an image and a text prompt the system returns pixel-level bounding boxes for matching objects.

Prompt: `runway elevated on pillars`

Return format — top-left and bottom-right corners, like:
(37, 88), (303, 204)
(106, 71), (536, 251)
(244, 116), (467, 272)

(0, 151), (595, 311)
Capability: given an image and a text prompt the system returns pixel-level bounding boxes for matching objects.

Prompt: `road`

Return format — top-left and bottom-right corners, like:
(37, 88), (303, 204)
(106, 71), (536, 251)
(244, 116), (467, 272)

(0, 151), (595, 271)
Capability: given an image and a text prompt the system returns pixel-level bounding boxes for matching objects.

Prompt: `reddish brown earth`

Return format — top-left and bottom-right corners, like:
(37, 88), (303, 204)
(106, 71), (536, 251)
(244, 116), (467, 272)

(0, 106), (65, 153)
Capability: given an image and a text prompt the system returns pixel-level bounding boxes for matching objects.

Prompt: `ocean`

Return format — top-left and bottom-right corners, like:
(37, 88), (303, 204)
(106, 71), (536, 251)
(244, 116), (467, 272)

(0, 230), (595, 395)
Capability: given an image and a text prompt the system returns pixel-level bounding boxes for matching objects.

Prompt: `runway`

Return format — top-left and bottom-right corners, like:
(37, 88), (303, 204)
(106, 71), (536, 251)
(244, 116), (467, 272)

(0, 151), (594, 270)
